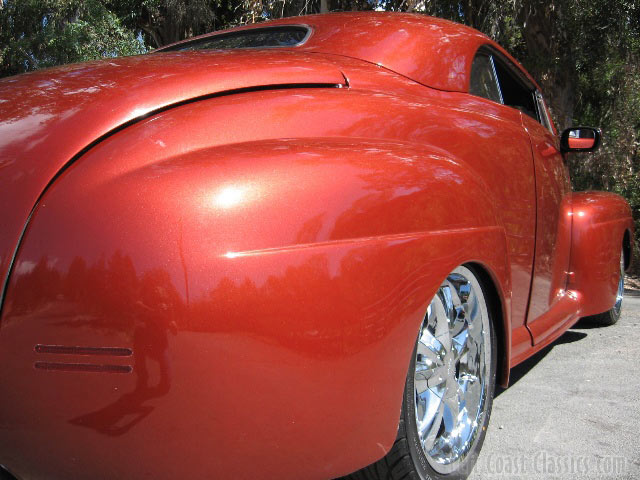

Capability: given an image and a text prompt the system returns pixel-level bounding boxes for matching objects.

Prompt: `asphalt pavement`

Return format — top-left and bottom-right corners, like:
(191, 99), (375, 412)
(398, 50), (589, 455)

(469, 290), (640, 480)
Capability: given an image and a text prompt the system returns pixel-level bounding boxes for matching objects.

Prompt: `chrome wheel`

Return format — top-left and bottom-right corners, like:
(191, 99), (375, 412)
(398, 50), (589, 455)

(589, 247), (625, 326)
(413, 266), (491, 474)
(613, 249), (624, 317)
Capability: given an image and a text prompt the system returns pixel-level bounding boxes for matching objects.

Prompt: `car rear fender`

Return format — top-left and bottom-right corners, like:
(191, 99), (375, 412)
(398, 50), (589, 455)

(0, 124), (512, 478)
(568, 191), (634, 316)
(0, 51), (348, 312)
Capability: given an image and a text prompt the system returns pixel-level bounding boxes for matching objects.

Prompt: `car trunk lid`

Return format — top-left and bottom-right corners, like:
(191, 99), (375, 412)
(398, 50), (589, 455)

(0, 49), (346, 309)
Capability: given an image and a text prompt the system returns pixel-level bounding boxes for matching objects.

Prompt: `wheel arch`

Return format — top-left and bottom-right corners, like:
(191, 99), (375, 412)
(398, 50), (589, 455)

(568, 192), (634, 317)
(465, 261), (510, 388)
(0, 126), (512, 479)
(623, 228), (633, 271)
(0, 87), (517, 478)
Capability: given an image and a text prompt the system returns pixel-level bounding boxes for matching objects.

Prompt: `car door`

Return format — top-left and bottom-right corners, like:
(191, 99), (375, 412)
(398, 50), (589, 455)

(489, 54), (573, 342)
(521, 95), (573, 340)
(466, 51), (538, 354)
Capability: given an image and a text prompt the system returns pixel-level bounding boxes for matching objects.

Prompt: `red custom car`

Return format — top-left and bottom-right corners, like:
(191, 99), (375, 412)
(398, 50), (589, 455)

(0, 12), (634, 480)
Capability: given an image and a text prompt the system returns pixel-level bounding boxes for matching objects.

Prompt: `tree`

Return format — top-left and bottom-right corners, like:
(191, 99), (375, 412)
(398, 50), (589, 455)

(565, 0), (640, 265)
(105, 0), (324, 49)
(0, 0), (145, 77)
(105, 0), (217, 48)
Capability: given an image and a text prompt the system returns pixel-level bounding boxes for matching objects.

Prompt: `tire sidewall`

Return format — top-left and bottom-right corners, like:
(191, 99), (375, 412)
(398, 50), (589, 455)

(403, 271), (498, 480)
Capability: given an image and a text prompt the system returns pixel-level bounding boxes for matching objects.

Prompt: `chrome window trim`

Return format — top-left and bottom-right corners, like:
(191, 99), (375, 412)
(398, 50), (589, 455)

(535, 91), (554, 132)
(478, 46), (544, 125)
(469, 53), (503, 104)
(488, 54), (504, 105)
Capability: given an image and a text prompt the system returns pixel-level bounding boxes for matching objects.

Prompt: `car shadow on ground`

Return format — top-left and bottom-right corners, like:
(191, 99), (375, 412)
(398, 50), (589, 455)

(495, 327), (589, 397)
(497, 290), (638, 396)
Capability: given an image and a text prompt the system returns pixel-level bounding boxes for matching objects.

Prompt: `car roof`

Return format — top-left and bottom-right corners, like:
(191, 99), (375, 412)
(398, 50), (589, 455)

(160, 12), (540, 93)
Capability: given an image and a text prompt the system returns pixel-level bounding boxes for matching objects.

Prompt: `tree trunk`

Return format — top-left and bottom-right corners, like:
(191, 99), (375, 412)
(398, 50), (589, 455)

(517, 1), (576, 129)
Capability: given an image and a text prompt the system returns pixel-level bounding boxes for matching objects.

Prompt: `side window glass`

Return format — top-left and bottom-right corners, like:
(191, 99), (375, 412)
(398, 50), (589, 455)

(492, 58), (538, 122)
(469, 49), (548, 128)
(469, 54), (502, 103)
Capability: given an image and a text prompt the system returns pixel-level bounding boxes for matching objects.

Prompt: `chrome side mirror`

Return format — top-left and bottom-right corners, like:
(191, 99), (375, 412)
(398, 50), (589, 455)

(560, 126), (602, 153)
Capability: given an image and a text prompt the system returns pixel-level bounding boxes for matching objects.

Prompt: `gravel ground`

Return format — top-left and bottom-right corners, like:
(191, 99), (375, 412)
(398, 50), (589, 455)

(469, 288), (640, 480)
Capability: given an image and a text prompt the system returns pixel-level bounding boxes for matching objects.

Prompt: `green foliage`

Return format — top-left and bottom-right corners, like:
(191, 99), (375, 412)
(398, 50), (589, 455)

(567, 0), (640, 270)
(105, 0), (218, 47)
(570, 59), (640, 268)
(103, 0), (312, 48)
(0, 0), (145, 77)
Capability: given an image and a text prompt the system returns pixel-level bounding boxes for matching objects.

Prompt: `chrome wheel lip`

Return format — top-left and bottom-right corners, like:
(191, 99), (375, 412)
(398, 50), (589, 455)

(613, 249), (624, 317)
(413, 266), (491, 474)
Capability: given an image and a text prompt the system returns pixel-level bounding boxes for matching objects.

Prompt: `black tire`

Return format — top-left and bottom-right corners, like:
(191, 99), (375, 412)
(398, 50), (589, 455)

(344, 266), (498, 480)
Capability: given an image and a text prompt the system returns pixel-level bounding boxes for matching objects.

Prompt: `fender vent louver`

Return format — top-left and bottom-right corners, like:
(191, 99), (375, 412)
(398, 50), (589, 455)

(33, 344), (133, 373)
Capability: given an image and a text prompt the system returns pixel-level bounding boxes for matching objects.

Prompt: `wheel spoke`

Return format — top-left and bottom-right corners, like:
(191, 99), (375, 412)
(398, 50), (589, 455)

(468, 289), (480, 322)
(459, 373), (482, 420)
(452, 400), (472, 455)
(416, 362), (448, 397)
(428, 292), (452, 341)
(447, 274), (470, 305)
(448, 278), (473, 361)
(451, 324), (468, 361)
(442, 391), (461, 435)
(467, 308), (484, 344)
(417, 330), (446, 374)
(419, 394), (445, 451)
(449, 306), (466, 336)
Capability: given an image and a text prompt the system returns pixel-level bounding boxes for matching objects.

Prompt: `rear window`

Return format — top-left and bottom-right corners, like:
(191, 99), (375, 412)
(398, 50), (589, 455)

(162, 26), (310, 52)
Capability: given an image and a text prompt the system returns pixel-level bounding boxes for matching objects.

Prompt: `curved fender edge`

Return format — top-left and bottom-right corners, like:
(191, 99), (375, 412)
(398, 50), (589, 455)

(0, 130), (512, 478)
(568, 191), (634, 317)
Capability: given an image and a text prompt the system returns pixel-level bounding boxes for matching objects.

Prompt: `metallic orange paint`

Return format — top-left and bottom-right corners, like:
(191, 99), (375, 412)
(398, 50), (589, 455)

(568, 137), (596, 149)
(162, 12), (541, 93)
(0, 49), (346, 303)
(0, 12), (634, 480)
(522, 114), (573, 325)
(568, 192), (633, 317)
